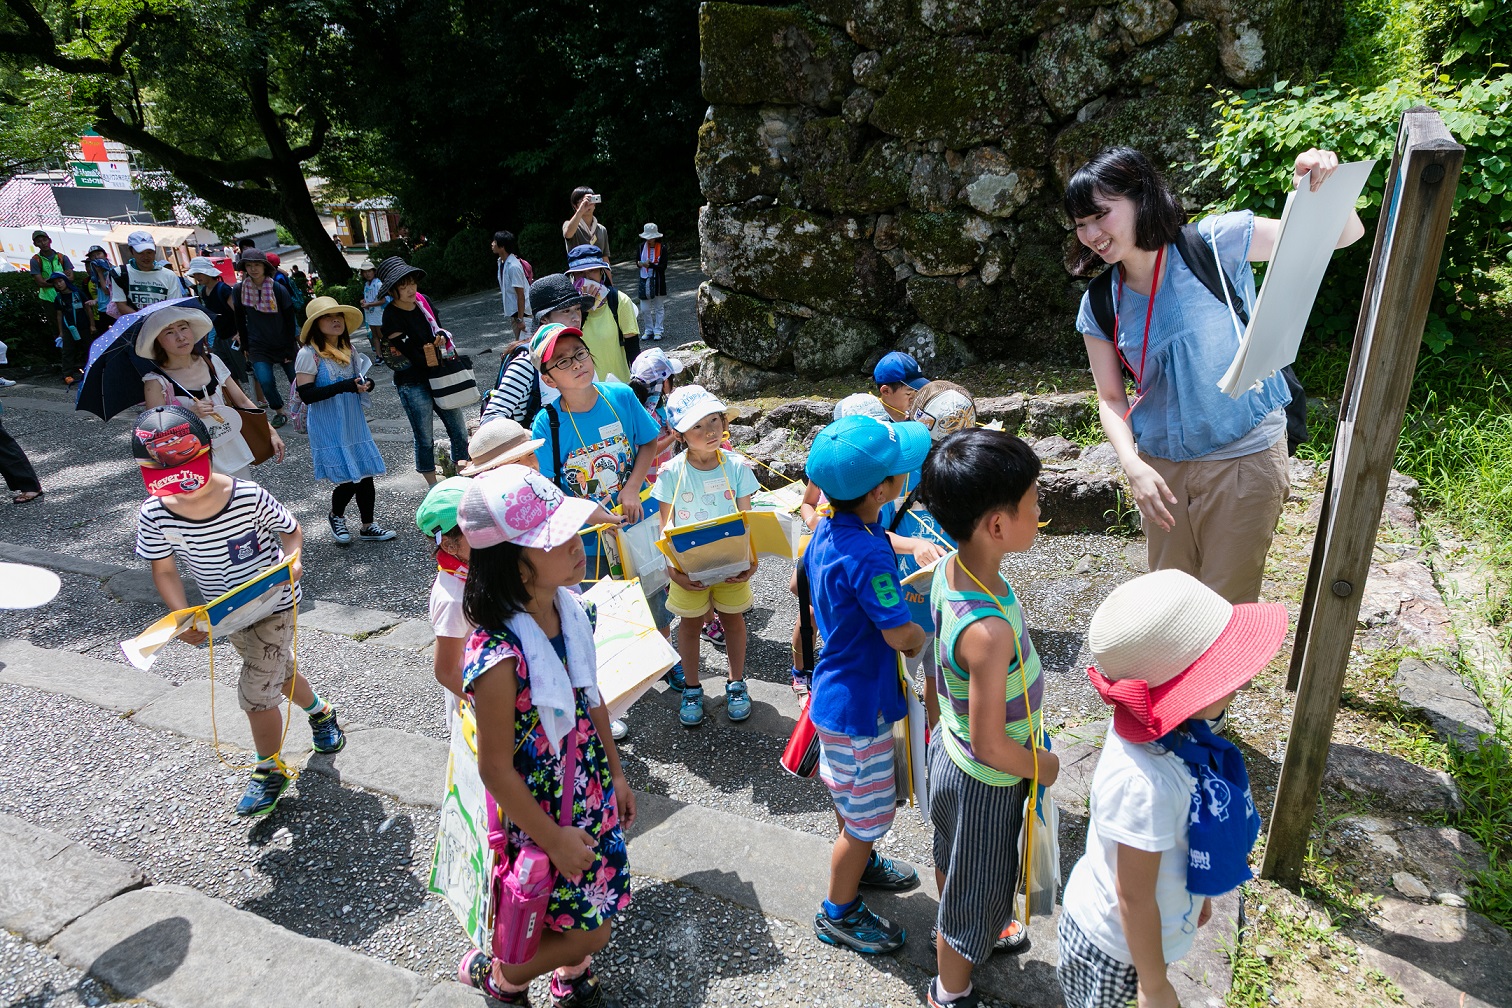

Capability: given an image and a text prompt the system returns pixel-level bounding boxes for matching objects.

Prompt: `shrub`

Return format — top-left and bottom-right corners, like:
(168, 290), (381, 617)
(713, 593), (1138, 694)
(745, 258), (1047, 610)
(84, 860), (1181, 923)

(0, 272), (58, 366)
(411, 243), (447, 297)
(441, 226), (494, 295)
(369, 238), (413, 263)
(517, 221), (565, 276)
(1189, 72), (1512, 353)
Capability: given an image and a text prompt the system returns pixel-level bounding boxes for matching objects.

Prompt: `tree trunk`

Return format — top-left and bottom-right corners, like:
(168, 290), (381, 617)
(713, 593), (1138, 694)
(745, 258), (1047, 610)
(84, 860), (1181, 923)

(277, 176), (351, 283)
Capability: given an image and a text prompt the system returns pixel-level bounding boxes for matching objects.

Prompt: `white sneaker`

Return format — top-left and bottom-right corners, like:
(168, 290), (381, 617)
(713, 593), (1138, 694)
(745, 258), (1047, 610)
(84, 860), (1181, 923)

(610, 719), (629, 741)
(0, 377), (16, 387)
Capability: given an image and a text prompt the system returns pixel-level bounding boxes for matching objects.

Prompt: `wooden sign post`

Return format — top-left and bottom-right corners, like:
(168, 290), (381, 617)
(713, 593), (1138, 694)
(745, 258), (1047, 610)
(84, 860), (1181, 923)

(1262, 107), (1464, 886)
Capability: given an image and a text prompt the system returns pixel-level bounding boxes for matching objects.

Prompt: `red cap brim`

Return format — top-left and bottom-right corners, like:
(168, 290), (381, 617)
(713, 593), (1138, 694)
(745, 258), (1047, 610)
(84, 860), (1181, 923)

(140, 451), (213, 498)
(1093, 601), (1290, 743)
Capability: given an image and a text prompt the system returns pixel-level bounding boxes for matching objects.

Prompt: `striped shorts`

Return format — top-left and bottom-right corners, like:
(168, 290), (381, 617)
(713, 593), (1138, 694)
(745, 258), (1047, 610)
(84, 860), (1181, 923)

(929, 732), (1028, 963)
(816, 725), (897, 843)
(1057, 912), (1139, 1008)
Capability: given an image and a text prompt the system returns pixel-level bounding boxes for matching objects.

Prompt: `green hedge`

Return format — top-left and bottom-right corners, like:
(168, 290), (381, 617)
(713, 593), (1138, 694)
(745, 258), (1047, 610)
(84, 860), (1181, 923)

(0, 271), (78, 367)
(1190, 72), (1512, 353)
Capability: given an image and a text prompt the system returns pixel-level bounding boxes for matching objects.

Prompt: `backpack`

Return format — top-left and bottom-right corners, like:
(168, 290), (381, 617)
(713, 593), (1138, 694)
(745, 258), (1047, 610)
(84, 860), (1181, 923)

(597, 287), (639, 368)
(545, 404), (565, 492)
(1088, 222), (1308, 456)
(487, 343), (544, 424)
(519, 257), (535, 285)
(276, 273), (307, 315)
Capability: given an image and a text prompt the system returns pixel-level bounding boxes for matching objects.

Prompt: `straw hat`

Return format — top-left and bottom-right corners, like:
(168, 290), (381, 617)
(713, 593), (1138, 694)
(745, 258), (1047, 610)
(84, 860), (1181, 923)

(135, 305), (212, 357)
(300, 296), (364, 343)
(459, 418), (546, 476)
(1087, 570), (1288, 742)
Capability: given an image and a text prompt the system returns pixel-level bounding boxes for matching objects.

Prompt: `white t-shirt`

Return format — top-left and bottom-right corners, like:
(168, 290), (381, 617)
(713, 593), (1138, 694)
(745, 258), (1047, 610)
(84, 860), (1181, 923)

(1061, 725), (1202, 965)
(428, 569), (470, 639)
(429, 568), (470, 728)
(651, 449), (760, 526)
(143, 356), (255, 475)
(110, 264), (186, 308)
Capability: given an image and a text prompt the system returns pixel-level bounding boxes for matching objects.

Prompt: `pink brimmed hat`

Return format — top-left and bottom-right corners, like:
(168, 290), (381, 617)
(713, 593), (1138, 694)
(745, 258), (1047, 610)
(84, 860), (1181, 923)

(458, 465), (597, 550)
(1087, 569), (1289, 743)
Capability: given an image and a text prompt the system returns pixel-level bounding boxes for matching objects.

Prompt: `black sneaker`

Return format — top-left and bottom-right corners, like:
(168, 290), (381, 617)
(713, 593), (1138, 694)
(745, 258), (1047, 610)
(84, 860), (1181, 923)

(926, 978), (981, 1008)
(235, 767), (290, 816)
(859, 852), (921, 892)
(550, 968), (621, 1008)
(813, 901), (906, 955)
(309, 706), (346, 753)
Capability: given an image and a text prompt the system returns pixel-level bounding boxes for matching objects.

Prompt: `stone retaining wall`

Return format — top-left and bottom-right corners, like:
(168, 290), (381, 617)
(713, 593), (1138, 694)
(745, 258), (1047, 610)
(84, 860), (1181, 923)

(695, 0), (1339, 380)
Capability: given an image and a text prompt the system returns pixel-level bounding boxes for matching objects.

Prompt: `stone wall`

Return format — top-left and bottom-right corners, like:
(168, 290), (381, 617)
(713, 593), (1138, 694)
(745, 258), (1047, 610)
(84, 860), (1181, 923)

(695, 0), (1338, 386)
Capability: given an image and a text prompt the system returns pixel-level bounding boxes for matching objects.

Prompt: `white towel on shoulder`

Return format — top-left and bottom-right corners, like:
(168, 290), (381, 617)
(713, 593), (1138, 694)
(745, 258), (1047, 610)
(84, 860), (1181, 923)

(506, 588), (601, 754)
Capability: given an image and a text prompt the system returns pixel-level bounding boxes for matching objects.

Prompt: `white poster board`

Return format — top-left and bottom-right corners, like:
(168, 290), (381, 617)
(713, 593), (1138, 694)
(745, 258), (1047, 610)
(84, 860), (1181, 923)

(584, 578), (679, 720)
(1219, 159), (1377, 397)
(429, 701), (495, 950)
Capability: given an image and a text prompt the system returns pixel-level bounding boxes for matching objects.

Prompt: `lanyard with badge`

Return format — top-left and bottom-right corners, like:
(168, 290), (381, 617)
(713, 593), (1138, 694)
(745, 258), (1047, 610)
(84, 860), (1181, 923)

(668, 449), (736, 524)
(560, 386), (629, 497)
(1111, 245), (1164, 422)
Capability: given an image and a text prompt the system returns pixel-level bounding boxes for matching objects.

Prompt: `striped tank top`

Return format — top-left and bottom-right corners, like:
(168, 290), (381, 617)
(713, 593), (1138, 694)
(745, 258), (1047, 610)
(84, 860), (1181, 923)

(930, 552), (1044, 785)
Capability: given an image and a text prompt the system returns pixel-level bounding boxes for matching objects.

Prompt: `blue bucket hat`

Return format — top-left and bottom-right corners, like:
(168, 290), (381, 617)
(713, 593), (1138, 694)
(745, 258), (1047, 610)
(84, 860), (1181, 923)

(565, 244), (611, 273)
(806, 415), (932, 501)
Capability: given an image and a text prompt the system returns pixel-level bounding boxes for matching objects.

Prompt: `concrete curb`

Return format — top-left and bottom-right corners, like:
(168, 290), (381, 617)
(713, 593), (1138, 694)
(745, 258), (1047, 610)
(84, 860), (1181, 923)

(0, 813), (146, 943)
(0, 638), (173, 712)
(0, 539), (129, 580)
(51, 885), (430, 1008)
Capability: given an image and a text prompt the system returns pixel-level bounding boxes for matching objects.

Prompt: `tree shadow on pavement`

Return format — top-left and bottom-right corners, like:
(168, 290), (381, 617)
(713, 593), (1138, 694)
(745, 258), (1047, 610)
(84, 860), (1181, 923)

(239, 772), (427, 946)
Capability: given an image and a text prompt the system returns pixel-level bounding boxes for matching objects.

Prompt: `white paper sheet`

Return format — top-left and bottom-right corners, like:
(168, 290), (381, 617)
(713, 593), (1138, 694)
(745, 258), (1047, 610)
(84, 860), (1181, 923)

(1219, 160), (1377, 397)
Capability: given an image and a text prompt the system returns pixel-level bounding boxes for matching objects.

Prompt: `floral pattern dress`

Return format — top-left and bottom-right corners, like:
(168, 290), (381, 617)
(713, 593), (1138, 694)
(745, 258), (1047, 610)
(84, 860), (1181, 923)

(461, 612), (630, 932)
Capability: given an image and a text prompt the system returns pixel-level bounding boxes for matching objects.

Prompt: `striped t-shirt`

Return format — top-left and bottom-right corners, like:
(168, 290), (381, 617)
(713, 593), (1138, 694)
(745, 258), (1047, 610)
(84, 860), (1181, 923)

(930, 553), (1044, 785)
(135, 479), (300, 611)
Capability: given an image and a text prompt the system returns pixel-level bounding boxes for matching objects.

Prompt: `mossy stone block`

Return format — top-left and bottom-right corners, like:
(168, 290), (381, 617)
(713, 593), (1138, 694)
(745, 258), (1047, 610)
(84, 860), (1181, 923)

(897, 210), (981, 276)
(700, 3), (856, 109)
(793, 314), (884, 377)
(869, 37), (1040, 148)
(697, 284), (798, 370)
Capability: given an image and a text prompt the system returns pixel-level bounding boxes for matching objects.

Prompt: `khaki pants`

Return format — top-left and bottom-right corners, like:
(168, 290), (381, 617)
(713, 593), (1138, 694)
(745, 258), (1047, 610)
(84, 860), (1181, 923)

(1141, 437), (1289, 604)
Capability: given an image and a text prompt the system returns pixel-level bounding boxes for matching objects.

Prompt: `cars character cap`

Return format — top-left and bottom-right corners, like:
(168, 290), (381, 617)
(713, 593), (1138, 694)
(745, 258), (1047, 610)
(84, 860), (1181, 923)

(132, 405), (214, 497)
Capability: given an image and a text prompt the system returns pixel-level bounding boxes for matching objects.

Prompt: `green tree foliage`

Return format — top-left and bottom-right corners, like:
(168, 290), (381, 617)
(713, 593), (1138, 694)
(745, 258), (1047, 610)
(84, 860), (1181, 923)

(0, 0), (356, 281)
(338, 0), (703, 274)
(1191, 0), (1512, 355)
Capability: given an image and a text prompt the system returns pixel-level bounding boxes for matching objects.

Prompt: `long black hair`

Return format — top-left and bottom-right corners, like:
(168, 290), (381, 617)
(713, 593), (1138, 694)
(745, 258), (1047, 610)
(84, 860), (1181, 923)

(1063, 146), (1186, 276)
(463, 541), (537, 631)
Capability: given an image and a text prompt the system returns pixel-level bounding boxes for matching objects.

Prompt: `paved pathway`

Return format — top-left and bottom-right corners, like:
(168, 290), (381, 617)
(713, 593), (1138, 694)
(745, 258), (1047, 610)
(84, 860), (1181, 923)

(0, 265), (1186, 1008)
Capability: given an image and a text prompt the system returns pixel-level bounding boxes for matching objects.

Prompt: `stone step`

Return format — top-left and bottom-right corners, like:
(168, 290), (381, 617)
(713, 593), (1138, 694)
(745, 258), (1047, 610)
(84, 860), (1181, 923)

(0, 813), (146, 943)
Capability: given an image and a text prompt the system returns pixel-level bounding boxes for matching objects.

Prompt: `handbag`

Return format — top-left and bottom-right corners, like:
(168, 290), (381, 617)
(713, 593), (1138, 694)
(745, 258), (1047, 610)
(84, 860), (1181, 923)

(487, 726), (579, 965)
(780, 563), (821, 778)
(231, 406), (276, 465)
(429, 356), (481, 410)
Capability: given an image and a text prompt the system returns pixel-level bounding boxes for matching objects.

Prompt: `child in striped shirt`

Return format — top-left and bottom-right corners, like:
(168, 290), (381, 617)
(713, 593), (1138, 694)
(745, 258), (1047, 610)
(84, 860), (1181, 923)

(132, 405), (346, 818)
(917, 427), (1061, 1008)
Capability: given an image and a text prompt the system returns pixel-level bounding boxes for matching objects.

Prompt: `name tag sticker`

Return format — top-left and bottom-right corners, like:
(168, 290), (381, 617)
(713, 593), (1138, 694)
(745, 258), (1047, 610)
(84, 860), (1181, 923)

(599, 422), (624, 441)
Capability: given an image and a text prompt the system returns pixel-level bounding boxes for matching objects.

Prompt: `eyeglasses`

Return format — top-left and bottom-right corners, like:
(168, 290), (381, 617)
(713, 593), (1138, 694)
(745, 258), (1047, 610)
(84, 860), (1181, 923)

(547, 348), (594, 372)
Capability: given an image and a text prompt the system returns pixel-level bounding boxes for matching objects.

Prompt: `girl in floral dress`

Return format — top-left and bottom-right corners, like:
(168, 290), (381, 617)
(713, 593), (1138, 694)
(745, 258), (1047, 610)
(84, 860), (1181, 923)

(455, 465), (634, 1008)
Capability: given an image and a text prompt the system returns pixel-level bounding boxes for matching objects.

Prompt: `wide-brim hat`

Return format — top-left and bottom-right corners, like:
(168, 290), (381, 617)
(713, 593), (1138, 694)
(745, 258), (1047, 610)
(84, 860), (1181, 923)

(565, 244), (611, 274)
(376, 256), (425, 298)
(639, 223), (663, 240)
(460, 417), (546, 476)
(135, 305), (213, 357)
(300, 296), (364, 343)
(1087, 569), (1289, 743)
(528, 274), (594, 320)
(0, 562), (61, 609)
(186, 256), (220, 280)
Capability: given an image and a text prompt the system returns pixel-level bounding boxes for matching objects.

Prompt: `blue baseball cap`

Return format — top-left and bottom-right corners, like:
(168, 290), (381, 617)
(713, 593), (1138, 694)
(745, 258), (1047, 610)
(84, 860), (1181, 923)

(873, 351), (928, 390)
(807, 416), (932, 501)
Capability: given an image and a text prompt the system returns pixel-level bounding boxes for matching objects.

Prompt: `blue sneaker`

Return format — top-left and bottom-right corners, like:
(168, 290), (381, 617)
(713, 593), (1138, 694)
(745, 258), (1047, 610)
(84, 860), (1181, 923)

(725, 680), (751, 722)
(663, 663), (686, 691)
(813, 900), (905, 955)
(309, 706), (346, 753)
(679, 687), (704, 727)
(235, 767), (291, 817)
(859, 851), (920, 892)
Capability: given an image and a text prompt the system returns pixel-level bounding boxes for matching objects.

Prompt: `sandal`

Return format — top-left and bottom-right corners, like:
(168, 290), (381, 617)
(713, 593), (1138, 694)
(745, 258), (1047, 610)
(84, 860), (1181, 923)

(12, 491), (43, 504)
(270, 412), (288, 429)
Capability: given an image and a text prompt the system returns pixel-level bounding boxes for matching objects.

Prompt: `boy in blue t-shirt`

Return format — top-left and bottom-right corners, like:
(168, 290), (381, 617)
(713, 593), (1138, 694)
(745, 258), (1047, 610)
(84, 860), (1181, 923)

(802, 414), (933, 956)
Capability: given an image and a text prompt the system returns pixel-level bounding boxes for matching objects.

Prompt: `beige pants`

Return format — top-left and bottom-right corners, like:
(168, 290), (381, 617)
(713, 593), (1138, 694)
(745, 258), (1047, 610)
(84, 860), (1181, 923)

(227, 608), (297, 712)
(1141, 437), (1290, 604)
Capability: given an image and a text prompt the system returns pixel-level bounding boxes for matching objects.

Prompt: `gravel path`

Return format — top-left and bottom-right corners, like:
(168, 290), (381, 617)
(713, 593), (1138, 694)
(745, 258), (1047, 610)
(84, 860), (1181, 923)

(0, 263), (1140, 1004)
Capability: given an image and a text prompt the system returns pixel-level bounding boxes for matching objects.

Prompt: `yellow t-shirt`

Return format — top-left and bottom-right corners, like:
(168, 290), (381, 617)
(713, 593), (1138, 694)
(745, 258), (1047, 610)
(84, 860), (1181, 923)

(580, 291), (637, 383)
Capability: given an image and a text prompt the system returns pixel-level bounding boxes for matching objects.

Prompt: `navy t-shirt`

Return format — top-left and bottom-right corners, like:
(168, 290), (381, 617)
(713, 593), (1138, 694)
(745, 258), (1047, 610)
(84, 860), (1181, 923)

(803, 511), (916, 737)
